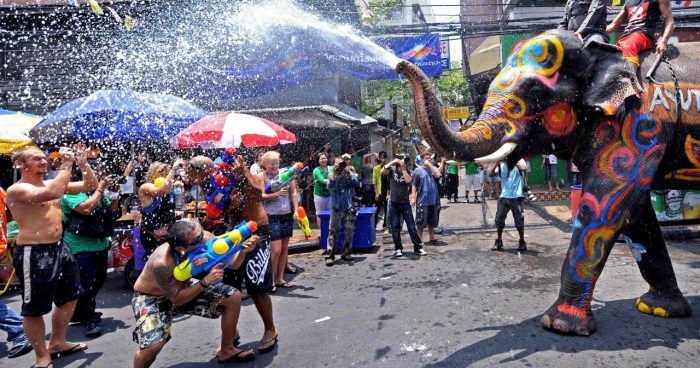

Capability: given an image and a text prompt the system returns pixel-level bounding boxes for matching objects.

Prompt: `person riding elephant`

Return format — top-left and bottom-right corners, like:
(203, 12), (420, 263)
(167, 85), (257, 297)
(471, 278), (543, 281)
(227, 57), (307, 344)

(396, 29), (698, 336)
(606, 0), (675, 67)
(558, 0), (609, 44)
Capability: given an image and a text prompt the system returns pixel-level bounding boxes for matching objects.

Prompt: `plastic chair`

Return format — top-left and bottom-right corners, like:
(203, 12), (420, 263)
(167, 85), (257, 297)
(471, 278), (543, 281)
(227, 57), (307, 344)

(0, 242), (17, 296)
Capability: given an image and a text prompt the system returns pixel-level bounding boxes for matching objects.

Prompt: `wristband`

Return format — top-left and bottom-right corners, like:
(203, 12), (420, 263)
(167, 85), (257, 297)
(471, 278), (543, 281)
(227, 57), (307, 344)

(199, 279), (212, 289)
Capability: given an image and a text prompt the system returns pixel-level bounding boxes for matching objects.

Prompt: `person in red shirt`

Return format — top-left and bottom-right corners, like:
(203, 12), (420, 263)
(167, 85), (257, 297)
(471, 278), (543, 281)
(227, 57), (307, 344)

(606, 0), (675, 66)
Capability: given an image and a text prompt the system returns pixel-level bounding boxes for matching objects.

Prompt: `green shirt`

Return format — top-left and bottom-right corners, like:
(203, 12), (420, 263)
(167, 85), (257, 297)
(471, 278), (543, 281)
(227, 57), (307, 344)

(313, 166), (331, 197)
(61, 193), (111, 254)
(351, 155), (362, 174)
(465, 162), (479, 175)
(372, 164), (383, 194)
(447, 164), (459, 175)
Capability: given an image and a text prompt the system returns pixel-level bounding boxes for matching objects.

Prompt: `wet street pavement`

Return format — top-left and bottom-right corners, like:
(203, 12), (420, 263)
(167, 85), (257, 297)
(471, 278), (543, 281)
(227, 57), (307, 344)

(4, 198), (700, 367)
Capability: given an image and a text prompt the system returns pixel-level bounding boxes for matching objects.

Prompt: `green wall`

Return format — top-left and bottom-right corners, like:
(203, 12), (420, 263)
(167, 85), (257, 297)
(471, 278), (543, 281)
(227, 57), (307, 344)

(527, 156), (570, 187)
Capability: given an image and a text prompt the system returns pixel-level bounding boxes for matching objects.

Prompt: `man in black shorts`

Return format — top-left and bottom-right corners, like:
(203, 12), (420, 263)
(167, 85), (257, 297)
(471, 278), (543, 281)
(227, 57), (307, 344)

(223, 156), (278, 354)
(489, 160), (528, 252)
(131, 220), (257, 367)
(6, 146), (97, 368)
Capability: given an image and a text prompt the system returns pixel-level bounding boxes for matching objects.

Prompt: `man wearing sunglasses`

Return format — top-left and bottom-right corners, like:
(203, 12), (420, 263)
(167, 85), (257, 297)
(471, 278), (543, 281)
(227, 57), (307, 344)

(131, 220), (259, 367)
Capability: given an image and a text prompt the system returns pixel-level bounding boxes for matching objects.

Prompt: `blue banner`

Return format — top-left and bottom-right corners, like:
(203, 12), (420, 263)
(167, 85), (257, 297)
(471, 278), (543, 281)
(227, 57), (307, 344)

(378, 34), (443, 79)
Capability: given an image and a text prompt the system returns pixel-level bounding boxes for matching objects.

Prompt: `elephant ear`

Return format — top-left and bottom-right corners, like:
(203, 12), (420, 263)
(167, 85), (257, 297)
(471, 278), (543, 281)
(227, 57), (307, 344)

(582, 41), (642, 116)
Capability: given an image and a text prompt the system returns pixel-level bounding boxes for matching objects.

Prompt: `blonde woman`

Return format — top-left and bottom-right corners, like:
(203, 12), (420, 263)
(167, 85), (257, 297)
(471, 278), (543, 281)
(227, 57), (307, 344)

(261, 151), (297, 290)
(138, 159), (183, 254)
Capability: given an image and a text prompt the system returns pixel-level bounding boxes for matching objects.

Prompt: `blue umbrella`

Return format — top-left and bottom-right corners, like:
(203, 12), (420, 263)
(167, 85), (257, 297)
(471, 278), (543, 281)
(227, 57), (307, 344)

(30, 90), (207, 143)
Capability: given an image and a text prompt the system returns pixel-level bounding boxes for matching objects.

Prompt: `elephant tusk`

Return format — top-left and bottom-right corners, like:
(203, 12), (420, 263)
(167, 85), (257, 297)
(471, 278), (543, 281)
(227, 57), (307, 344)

(474, 142), (518, 164)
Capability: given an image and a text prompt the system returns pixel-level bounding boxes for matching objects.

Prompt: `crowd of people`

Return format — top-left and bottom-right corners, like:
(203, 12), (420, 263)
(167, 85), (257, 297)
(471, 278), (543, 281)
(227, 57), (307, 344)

(0, 142), (609, 367)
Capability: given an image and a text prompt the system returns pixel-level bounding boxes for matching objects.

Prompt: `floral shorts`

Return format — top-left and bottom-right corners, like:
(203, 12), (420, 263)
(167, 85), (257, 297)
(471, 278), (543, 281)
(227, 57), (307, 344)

(131, 282), (237, 349)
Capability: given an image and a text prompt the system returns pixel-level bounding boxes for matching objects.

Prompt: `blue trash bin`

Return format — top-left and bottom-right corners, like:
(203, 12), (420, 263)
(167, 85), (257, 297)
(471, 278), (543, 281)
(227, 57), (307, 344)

(318, 207), (376, 251)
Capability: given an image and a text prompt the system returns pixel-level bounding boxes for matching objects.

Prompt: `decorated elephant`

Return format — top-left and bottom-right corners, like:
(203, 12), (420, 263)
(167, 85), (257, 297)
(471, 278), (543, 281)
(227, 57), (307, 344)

(396, 29), (700, 336)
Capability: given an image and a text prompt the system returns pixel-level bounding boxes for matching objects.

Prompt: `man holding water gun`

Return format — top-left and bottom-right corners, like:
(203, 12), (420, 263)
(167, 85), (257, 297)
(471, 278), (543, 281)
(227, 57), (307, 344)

(131, 220), (258, 367)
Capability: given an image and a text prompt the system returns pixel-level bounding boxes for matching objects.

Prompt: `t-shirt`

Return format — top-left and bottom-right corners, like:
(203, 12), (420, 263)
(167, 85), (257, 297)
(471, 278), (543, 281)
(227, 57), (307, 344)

(447, 164), (459, 175)
(250, 163), (262, 175)
(412, 166), (439, 207)
(388, 167), (412, 204)
(351, 155), (362, 173)
(61, 193), (111, 254)
(120, 175), (135, 194)
(622, 0), (663, 40)
(465, 162), (479, 175)
(0, 188), (7, 249)
(499, 163), (524, 199)
(312, 166), (331, 197)
(361, 165), (374, 185)
(547, 155), (558, 165)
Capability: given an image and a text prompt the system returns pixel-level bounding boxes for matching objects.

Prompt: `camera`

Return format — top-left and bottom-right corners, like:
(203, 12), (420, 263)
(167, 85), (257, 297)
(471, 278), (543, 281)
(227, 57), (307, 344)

(523, 185), (537, 202)
(336, 161), (347, 172)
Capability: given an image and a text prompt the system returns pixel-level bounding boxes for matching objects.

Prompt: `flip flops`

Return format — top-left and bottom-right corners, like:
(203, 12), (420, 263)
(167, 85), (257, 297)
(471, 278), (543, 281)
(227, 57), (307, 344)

(258, 334), (278, 354)
(217, 349), (256, 363)
(49, 343), (88, 359)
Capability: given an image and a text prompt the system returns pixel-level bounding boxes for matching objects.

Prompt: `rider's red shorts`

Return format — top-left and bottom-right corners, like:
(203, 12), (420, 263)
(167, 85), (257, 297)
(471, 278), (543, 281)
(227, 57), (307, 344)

(615, 32), (653, 66)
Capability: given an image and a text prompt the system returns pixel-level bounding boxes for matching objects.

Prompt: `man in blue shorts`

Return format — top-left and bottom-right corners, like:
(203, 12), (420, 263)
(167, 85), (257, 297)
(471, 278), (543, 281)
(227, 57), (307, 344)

(412, 152), (445, 245)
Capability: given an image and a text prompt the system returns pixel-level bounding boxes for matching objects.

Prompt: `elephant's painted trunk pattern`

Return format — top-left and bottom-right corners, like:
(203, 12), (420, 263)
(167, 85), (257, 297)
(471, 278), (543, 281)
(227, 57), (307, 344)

(396, 60), (499, 161)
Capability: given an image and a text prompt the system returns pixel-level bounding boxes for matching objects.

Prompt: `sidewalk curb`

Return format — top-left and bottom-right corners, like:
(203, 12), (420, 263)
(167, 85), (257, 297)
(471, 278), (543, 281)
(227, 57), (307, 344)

(660, 225), (700, 241)
(289, 238), (320, 254)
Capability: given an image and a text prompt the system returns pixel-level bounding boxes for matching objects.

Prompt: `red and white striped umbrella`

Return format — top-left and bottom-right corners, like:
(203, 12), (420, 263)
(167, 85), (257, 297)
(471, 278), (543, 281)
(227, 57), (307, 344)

(173, 112), (296, 149)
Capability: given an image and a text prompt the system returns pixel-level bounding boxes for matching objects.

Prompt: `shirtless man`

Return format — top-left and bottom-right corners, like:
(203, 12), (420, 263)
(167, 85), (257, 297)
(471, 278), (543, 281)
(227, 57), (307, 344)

(6, 146), (98, 368)
(225, 156), (278, 354)
(132, 220), (257, 367)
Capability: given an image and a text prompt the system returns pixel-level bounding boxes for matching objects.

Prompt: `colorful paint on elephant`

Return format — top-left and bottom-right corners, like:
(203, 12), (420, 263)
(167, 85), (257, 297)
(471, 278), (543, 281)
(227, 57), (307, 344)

(643, 82), (700, 123)
(664, 135), (700, 181)
(568, 108), (665, 312)
(480, 34), (566, 143)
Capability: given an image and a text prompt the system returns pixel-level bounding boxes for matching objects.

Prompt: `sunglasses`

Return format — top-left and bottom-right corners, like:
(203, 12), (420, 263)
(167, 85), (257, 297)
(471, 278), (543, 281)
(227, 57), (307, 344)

(182, 231), (204, 248)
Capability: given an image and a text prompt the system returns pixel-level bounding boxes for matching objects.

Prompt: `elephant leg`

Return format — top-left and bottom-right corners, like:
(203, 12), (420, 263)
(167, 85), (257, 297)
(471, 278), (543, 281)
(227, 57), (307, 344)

(541, 110), (667, 336)
(624, 196), (692, 318)
(540, 193), (625, 336)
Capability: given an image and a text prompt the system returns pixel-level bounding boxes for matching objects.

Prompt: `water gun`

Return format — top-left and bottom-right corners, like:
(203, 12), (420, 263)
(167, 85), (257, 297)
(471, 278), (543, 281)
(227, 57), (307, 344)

(206, 148), (238, 219)
(265, 162), (307, 194)
(173, 221), (258, 282)
(296, 207), (311, 238)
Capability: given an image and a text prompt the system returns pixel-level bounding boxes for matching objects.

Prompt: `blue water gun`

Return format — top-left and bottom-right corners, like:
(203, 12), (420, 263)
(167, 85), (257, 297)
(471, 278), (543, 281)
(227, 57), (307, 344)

(265, 162), (308, 194)
(206, 148), (238, 219)
(173, 221), (258, 281)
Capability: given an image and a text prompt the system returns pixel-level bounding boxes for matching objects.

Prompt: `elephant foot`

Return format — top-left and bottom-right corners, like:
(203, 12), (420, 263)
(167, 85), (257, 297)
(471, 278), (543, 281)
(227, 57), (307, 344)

(636, 288), (692, 318)
(541, 301), (597, 336)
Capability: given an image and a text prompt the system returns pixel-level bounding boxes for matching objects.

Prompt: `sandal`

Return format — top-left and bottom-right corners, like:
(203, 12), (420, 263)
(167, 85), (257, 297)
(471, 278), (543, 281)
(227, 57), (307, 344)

(217, 349), (256, 363)
(285, 264), (297, 274)
(49, 343), (88, 359)
(275, 282), (295, 289)
(258, 334), (278, 354)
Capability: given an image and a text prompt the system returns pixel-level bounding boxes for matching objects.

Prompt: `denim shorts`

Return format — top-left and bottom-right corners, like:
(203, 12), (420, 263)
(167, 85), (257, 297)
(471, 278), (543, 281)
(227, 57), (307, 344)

(268, 213), (294, 241)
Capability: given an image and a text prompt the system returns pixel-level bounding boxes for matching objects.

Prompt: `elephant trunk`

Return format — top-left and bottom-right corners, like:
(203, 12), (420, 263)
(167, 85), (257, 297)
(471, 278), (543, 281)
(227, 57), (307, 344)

(395, 60), (502, 162)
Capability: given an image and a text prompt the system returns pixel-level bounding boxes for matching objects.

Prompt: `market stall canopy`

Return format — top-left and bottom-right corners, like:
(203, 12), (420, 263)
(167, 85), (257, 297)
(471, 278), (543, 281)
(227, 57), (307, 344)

(237, 104), (377, 130)
(174, 112), (296, 149)
(0, 109), (42, 154)
(30, 89), (206, 143)
(468, 36), (501, 75)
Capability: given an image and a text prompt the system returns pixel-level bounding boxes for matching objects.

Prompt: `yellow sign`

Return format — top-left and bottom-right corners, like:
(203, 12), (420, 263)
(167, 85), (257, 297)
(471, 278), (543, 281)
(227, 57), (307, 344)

(443, 107), (469, 120)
